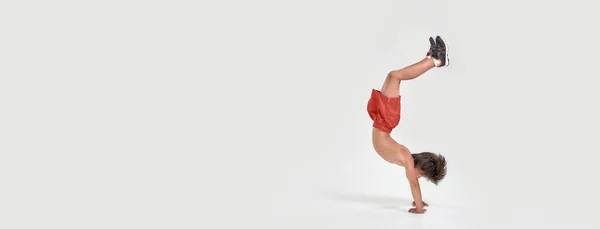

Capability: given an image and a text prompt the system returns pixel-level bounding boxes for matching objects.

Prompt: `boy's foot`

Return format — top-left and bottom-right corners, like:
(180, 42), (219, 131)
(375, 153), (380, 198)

(426, 37), (436, 59)
(433, 36), (449, 67)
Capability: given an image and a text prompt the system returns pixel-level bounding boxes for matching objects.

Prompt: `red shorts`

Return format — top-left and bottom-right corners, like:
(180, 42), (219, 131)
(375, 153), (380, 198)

(367, 89), (401, 133)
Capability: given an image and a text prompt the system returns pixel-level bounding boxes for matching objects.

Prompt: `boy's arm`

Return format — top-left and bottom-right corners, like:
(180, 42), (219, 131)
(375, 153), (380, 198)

(404, 156), (426, 213)
(407, 171), (424, 209)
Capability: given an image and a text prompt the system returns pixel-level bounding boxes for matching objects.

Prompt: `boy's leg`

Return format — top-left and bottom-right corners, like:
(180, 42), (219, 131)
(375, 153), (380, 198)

(380, 36), (448, 98)
(380, 57), (436, 98)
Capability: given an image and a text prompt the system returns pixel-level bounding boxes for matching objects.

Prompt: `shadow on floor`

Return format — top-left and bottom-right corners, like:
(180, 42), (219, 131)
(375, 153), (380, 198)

(320, 191), (413, 209)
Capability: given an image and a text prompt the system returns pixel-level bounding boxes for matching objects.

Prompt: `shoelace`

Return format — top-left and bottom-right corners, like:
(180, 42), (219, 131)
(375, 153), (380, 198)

(427, 48), (434, 56)
(427, 44), (436, 56)
(435, 44), (445, 60)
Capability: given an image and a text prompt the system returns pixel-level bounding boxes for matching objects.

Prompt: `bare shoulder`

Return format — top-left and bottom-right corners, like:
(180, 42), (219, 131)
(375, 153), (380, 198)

(394, 143), (413, 167)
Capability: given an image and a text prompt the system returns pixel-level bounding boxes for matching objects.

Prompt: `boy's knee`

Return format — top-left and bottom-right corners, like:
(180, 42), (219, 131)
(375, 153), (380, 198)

(388, 70), (405, 81)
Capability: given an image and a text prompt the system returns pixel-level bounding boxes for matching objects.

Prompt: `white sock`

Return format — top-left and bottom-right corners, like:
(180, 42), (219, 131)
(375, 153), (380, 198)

(433, 58), (440, 67)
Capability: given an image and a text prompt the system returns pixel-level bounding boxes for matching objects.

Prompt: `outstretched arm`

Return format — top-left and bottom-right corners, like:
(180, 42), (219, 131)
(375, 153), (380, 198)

(405, 158), (426, 213)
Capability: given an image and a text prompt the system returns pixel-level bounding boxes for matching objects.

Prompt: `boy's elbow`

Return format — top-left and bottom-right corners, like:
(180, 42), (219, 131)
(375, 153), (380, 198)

(405, 168), (419, 185)
(409, 180), (419, 187)
(407, 176), (419, 187)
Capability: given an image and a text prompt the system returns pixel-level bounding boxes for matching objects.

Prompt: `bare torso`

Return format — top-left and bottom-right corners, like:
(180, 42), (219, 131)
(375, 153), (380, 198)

(372, 128), (410, 166)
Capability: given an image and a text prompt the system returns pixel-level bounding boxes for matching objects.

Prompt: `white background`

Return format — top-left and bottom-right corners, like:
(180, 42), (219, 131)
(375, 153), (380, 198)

(1, 0), (599, 228)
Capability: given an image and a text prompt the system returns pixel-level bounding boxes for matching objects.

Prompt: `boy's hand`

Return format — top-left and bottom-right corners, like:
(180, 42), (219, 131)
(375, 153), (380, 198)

(408, 207), (427, 214)
(412, 201), (429, 207)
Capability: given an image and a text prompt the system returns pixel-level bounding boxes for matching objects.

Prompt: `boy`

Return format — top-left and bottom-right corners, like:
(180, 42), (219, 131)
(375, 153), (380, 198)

(367, 36), (449, 214)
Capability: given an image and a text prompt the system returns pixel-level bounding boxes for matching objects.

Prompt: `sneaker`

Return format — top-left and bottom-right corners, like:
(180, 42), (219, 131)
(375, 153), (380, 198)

(426, 37), (436, 58)
(433, 36), (449, 67)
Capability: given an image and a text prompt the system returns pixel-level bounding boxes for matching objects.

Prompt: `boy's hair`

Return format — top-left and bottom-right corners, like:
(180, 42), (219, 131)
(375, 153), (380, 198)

(412, 152), (447, 185)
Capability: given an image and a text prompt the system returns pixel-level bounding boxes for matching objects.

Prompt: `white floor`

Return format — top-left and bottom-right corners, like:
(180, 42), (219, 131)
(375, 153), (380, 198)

(2, 0), (600, 228)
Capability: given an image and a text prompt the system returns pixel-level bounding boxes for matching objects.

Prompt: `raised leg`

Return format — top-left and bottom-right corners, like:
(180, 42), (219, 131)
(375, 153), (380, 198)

(380, 58), (436, 98)
(380, 36), (449, 98)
